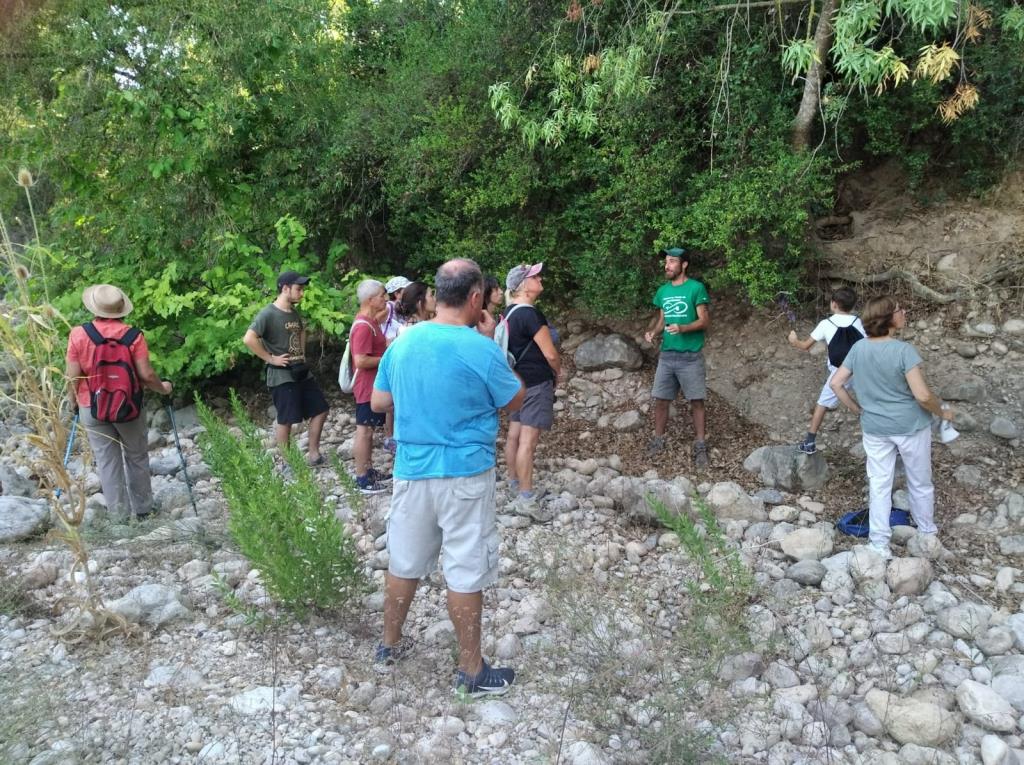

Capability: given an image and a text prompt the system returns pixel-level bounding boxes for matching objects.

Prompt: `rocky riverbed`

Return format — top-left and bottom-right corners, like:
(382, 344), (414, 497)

(1, 304), (1023, 765)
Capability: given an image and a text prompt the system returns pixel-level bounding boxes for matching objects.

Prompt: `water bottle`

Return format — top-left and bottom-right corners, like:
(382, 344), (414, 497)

(936, 403), (959, 444)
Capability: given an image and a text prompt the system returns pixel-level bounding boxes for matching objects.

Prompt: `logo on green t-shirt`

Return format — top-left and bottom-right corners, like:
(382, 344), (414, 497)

(654, 279), (710, 353)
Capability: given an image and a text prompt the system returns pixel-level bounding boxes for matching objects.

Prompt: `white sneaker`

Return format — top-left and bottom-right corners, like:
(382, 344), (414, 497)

(867, 543), (893, 560)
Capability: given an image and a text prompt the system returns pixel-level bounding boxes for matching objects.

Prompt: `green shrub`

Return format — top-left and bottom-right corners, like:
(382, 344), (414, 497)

(195, 391), (367, 613)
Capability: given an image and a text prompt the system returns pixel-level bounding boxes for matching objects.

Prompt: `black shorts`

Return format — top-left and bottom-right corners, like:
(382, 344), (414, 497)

(271, 378), (329, 425)
(356, 401), (385, 427)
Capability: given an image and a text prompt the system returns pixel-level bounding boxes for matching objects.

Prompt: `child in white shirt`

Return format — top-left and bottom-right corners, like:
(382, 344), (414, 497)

(787, 287), (866, 454)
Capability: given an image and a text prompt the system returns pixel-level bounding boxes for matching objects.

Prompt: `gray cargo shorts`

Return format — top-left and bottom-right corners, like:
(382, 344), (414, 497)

(510, 380), (555, 430)
(652, 351), (707, 401)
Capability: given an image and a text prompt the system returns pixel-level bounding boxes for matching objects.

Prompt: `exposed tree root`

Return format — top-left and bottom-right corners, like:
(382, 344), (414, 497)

(824, 268), (958, 303)
(825, 260), (1024, 304)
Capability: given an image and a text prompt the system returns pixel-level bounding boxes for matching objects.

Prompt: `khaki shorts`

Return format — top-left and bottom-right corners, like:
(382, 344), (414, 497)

(386, 468), (499, 593)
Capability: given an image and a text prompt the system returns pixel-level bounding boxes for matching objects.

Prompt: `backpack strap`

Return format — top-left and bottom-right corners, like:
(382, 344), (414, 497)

(504, 304), (537, 365)
(350, 317), (377, 337)
(82, 321), (105, 346)
(119, 327), (142, 348)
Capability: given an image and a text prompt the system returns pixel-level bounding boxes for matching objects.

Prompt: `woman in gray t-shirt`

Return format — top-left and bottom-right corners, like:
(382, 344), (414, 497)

(830, 296), (955, 558)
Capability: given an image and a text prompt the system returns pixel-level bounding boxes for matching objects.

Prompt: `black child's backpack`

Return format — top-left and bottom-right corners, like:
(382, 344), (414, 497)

(82, 321), (144, 423)
(827, 319), (864, 367)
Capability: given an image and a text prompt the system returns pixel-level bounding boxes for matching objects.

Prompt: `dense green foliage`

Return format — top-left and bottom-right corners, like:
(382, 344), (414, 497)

(195, 392), (366, 613)
(2, 0), (1021, 385)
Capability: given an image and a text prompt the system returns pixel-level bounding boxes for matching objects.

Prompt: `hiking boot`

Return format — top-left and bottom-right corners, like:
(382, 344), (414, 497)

(693, 441), (709, 469)
(646, 436), (666, 457)
(510, 495), (554, 524)
(454, 659), (515, 698)
(356, 474), (389, 495)
(796, 440), (817, 455)
(373, 636), (415, 673)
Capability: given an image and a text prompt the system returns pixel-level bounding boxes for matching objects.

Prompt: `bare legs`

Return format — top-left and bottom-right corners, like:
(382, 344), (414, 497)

(307, 410), (327, 461)
(354, 424), (374, 476)
(654, 397), (705, 442)
(383, 573), (484, 675)
(807, 404), (827, 436)
(504, 422), (542, 493)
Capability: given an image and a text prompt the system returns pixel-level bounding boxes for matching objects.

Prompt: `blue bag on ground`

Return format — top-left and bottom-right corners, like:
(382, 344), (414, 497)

(836, 508), (914, 538)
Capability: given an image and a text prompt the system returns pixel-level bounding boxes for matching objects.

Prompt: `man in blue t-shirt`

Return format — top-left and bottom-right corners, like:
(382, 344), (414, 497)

(371, 258), (525, 697)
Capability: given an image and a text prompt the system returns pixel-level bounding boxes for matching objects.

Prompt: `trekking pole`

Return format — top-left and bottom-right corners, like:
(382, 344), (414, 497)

(165, 398), (200, 517)
(54, 410), (80, 500)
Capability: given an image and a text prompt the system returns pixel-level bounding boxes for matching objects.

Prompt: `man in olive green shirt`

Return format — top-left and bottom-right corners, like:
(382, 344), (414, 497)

(643, 248), (711, 467)
(242, 271), (329, 465)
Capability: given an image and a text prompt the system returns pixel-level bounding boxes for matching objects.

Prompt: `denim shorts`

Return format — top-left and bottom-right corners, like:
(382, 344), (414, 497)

(386, 468), (499, 593)
(652, 351), (707, 401)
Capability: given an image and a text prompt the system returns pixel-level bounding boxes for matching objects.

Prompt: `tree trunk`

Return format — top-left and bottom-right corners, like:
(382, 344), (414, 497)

(791, 0), (838, 151)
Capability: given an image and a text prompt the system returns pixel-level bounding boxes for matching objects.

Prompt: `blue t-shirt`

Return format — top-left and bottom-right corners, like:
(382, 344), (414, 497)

(374, 322), (523, 480)
(843, 338), (931, 437)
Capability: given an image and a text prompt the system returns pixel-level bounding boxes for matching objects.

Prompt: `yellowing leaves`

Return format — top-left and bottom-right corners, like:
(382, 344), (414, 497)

(914, 43), (959, 84)
(938, 83), (980, 123)
(965, 4), (993, 43)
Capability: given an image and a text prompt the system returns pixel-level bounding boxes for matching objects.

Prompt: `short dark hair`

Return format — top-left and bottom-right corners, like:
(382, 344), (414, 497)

(831, 287), (857, 313)
(435, 259), (483, 308)
(861, 295), (899, 337)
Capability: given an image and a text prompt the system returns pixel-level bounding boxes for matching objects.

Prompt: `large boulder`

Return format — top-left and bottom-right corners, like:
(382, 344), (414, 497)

(780, 527), (835, 561)
(957, 680), (1018, 732)
(743, 445), (828, 491)
(706, 481), (767, 522)
(574, 334), (643, 372)
(0, 496), (50, 542)
(107, 584), (192, 628)
(865, 689), (958, 747)
(609, 476), (693, 524)
(0, 459), (39, 497)
(886, 558), (934, 595)
(937, 603), (992, 640)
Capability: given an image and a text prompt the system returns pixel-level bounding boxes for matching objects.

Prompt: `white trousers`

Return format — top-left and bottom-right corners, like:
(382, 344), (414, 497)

(863, 425), (937, 547)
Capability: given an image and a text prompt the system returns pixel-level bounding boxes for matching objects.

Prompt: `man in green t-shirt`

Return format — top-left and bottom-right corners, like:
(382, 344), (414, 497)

(643, 248), (711, 468)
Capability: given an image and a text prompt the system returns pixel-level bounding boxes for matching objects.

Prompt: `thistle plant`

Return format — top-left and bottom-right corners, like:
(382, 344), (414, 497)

(0, 172), (130, 642)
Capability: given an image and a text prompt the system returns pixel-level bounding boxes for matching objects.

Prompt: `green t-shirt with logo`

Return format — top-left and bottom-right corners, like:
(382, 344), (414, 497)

(653, 279), (710, 353)
(249, 304), (305, 388)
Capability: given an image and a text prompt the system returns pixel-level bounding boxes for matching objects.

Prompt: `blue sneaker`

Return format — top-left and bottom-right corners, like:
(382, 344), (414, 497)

(368, 467), (392, 483)
(373, 636), (415, 673)
(454, 659), (515, 698)
(797, 440), (817, 455)
(356, 474), (388, 495)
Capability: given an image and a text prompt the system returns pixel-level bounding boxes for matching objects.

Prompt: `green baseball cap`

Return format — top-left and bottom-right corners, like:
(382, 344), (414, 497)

(660, 247), (687, 261)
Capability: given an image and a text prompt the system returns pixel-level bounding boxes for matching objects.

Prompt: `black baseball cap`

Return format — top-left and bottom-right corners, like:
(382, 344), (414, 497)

(277, 271), (311, 288)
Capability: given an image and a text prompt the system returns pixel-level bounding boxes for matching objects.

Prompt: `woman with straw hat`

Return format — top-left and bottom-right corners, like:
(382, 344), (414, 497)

(65, 284), (173, 520)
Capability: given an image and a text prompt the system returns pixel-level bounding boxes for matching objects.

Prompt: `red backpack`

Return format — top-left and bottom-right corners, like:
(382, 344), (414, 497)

(81, 322), (144, 422)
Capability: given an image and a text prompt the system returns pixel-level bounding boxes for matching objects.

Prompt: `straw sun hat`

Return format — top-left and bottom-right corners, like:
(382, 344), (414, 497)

(81, 284), (134, 319)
